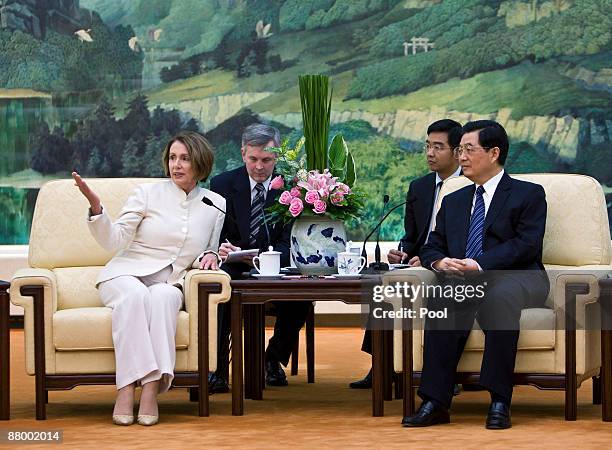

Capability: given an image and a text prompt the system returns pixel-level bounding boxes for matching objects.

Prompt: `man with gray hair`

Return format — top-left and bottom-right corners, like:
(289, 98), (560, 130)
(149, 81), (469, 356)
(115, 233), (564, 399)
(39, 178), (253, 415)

(208, 123), (311, 393)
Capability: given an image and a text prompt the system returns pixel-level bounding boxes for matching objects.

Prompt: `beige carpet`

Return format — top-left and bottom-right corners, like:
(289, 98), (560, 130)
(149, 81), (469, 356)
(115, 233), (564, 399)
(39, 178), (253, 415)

(2, 328), (611, 449)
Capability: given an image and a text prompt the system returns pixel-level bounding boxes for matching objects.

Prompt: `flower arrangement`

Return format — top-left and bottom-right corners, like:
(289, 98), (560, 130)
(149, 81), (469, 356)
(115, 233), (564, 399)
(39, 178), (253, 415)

(267, 135), (365, 223)
(267, 74), (365, 223)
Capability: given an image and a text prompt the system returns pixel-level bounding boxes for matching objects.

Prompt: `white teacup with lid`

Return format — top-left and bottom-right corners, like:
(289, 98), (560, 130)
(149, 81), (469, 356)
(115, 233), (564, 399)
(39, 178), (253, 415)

(253, 246), (281, 275)
(337, 242), (366, 275)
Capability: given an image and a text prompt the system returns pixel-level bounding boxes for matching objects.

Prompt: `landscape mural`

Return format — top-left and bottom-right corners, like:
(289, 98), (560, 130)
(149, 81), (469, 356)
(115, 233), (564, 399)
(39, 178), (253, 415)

(0, 0), (610, 244)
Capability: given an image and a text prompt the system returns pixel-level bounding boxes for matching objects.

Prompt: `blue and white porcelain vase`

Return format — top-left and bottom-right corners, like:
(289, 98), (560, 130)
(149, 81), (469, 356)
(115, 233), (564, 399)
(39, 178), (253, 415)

(290, 216), (347, 275)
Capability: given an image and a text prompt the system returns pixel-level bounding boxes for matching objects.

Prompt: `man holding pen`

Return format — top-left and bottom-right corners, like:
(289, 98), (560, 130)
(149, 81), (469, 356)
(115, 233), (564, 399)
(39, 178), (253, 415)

(350, 119), (463, 389)
(208, 123), (311, 392)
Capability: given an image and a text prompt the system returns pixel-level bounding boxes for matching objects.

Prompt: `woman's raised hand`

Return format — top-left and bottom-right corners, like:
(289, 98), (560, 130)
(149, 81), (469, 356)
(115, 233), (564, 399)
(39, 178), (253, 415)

(72, 171), (102, 215)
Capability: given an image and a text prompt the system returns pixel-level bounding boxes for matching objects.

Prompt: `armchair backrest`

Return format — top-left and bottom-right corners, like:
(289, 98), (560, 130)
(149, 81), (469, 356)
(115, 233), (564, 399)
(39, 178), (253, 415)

(29, 178), (166, 310)
(436, 174), (611, 266)
(29, 178), (164, 269)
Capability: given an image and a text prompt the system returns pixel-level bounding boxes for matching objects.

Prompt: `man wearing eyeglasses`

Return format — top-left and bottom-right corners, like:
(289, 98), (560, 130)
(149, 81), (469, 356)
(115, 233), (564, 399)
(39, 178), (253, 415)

(402, 120), (549, 429)
(350, 119), (463, 389)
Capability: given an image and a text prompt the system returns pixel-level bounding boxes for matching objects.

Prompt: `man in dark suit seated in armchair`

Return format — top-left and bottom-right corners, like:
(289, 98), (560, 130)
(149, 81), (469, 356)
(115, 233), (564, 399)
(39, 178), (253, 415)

(351, 119), (463, 389)
(401, 120), (550, 429)
(208, 123), (311, 392)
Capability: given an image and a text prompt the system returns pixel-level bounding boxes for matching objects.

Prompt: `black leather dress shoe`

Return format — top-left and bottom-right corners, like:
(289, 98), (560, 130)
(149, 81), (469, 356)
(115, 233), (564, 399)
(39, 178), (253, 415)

(486, 401), (511, 429)
(265, 360), (288, 386)
(208, 372), (230, 394)
(349, 369), (372, 389)
(401, 401), (450, 427)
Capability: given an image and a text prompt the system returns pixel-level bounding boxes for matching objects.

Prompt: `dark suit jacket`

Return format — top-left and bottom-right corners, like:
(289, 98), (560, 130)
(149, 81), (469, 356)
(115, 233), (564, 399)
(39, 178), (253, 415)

(209, 165), (291, 268)
(421, 172), (547, 272)
(399, 172), (438, 258)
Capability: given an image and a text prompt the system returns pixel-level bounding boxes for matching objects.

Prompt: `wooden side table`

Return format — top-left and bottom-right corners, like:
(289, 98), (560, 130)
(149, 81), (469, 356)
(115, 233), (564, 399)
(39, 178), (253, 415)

(0, 280), (10, 420)
(600, 277), (612, 421)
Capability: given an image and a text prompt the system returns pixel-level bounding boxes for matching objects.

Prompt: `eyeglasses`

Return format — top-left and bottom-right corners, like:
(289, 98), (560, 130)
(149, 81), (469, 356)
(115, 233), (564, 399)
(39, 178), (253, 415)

(453, 145), (491, 157)
(423, 143), (452, 153)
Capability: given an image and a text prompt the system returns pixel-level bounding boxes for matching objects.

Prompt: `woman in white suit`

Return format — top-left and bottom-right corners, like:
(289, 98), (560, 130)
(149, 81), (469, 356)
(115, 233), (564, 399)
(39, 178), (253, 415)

(72, 131), (225, 426)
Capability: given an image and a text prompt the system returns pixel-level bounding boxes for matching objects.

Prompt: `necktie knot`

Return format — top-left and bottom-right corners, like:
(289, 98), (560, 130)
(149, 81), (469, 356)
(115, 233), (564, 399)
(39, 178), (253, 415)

(255, 183), (265, 194)
(476, 185), (485, 196)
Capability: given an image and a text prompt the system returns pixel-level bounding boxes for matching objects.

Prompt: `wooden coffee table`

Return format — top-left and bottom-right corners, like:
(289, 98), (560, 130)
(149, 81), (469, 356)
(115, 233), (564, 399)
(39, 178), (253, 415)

(230, 276), (386, 416)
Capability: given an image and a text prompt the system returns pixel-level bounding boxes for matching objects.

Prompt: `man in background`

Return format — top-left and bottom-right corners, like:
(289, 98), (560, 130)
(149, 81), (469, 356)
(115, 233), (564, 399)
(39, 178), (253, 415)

(350, 119), (463, 389)
(209, 123), (311, 392)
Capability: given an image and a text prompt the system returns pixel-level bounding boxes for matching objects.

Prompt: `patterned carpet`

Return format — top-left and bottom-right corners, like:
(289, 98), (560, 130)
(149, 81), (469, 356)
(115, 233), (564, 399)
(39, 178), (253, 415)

(3, 328), (611, 448)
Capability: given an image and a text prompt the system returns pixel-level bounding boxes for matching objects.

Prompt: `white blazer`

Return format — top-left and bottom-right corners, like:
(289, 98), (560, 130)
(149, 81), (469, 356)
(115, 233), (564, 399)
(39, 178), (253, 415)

(88, 180), (225, 287)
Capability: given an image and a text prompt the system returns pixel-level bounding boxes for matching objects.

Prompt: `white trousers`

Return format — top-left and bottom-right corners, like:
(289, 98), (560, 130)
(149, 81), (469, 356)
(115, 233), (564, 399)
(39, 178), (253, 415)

(98, 266), (183, 392)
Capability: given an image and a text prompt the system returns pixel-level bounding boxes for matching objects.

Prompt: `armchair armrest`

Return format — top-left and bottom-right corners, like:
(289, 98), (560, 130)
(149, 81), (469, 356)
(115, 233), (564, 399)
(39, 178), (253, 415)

(182, 269), (232, 380)
(545, 265), (612, 331)
(183, 269), (231, 315)
(9, 268), (58, 375)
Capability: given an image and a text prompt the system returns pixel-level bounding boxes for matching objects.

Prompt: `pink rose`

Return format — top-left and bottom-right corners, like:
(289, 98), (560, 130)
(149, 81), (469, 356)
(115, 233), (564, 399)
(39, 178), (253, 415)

(304, 190), (320, 204)
(330, 192), (345, 205)
(289, 198), (304, 217)
(279, 190), (293, 205)
(270, 175), (284, 190)
(290, 186), (302, 198)
(313, 200), (327, 214)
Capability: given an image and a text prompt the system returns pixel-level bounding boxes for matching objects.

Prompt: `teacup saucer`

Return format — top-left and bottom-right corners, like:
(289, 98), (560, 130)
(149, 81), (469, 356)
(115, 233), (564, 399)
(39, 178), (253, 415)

(333, 274), (362, 280)
(252, 274), (283, 279)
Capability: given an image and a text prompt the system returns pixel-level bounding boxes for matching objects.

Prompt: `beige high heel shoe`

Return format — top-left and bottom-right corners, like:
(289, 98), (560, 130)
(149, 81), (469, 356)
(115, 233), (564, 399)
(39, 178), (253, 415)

(137, 414), (159, 426)
(112, 414), (134, 426)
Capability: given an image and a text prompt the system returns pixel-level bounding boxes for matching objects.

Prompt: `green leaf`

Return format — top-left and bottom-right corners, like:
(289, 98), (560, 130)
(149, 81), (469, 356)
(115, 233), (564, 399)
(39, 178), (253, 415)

(345, 150), (356, 187)
(328, 133), (348, 178)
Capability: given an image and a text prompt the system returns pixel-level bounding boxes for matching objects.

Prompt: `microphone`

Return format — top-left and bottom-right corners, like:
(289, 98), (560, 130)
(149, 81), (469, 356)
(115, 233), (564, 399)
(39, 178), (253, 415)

(202, 196), (240, 228)
(361, 198), (412, 273)
(374, 194), (390, 267)
(203, 195), (271, 251)
(260, 204), (271, 251)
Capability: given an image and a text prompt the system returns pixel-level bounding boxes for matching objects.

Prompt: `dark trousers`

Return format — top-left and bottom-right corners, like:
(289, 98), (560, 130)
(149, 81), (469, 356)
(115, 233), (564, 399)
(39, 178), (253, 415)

(418, 272), (549, 408)
(215, 263), (310, 378)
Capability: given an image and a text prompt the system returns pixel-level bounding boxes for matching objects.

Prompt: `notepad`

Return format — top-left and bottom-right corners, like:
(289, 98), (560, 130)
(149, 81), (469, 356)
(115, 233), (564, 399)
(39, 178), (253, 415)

(223, 248), (259, 264)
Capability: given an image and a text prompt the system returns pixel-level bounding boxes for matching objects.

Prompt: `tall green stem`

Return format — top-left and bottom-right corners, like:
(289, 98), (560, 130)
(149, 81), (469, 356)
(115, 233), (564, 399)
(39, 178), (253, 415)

(299, 74), (332, 172)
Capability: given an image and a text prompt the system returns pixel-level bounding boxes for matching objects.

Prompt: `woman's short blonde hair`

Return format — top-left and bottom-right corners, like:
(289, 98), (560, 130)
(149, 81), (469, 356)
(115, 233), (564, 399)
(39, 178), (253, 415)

(162, 131), (214, 182)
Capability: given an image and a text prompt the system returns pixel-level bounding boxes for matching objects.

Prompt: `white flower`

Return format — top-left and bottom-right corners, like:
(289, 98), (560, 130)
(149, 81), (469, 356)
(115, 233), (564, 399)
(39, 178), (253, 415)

(297, 169), (308, 182)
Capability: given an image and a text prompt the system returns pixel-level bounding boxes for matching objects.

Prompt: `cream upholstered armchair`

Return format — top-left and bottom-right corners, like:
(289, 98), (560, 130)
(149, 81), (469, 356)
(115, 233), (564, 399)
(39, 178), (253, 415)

(388, 173), (612, 420)
(10, 178), (231, 420)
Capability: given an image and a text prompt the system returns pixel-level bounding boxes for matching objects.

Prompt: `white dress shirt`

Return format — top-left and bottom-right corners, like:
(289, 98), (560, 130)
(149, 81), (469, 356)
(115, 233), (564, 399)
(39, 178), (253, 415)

(427, 165), (463, 237)
(471, 169), (505, 216)
(88, 180), (225, 287)
(249, 176), (272, 202)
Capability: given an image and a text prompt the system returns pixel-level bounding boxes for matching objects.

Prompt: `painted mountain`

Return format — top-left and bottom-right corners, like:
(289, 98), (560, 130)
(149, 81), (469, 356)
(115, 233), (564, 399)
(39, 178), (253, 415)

(1, 0), (610, 243)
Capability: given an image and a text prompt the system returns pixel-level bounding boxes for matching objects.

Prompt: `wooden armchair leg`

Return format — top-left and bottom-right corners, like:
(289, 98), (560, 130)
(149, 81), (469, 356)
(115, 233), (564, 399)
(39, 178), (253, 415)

(0, 280), (10, 420)
(564, 283), (588, 421)
(306, 304), (315, 383)
(21, 286), (47, 420)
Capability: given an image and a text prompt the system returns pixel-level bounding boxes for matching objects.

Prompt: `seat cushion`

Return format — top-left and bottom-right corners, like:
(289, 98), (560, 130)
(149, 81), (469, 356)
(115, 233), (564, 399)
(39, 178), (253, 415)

(53, 307), (190, 351)
(464, 308), (556, 351)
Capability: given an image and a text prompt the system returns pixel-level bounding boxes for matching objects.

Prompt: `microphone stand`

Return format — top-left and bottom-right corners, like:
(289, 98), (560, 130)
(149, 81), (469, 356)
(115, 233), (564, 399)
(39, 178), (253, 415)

(361, 199), (410, 274)
(372, 195), (390, 271)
